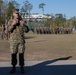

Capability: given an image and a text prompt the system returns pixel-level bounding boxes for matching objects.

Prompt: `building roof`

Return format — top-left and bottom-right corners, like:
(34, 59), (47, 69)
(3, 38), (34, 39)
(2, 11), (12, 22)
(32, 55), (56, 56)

(22, 13), (51, 19)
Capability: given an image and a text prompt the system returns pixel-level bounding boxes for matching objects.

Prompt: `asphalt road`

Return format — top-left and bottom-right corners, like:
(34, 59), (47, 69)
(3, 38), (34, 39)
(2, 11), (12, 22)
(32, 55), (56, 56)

(0, 59), (76, 75)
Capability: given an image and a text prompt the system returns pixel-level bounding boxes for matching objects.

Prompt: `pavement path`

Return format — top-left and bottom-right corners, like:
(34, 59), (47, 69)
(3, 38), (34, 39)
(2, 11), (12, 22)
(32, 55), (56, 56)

(0, 59), (76, 75)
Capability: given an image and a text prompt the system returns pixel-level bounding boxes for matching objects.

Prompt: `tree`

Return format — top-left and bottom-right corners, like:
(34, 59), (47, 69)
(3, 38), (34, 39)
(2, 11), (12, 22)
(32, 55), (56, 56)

(6, 0), (20, 20)
(71, 16), (76, 29)
(55, 14), (66, 27)
(6, 2), (15, 20)
(21, 0), (33, 28)
(21, 0), (33, 14)
(0, 0), (4, 24)
(0, 0), (3, 18)
(0, 0), (8, 24)
(28, 3), (33, 15)
(50, 14), (55, 27)
(39, 3), (45, 15)
(11, 0), (20, 9)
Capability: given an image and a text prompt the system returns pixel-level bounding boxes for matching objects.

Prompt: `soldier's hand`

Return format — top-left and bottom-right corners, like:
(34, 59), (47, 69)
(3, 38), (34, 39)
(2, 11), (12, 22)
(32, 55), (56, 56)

(12, 19), (18, 25)
(20, 20), (24, 26)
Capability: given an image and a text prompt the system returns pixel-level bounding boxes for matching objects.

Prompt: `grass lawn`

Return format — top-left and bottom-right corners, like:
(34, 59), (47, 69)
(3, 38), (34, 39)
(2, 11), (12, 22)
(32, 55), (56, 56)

(0, 31), (76, 61)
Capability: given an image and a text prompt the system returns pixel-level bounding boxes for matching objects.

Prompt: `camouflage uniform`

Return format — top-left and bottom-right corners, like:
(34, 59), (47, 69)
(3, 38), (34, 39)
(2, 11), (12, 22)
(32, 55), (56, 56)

(8, 18), (29, 69)
(8, 9), (29, 74)
(8, 20), (25, 53)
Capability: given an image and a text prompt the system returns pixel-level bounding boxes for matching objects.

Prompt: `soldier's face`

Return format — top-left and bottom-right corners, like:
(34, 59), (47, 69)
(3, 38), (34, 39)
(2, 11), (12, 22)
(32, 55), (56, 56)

(13, 12), (19, 18)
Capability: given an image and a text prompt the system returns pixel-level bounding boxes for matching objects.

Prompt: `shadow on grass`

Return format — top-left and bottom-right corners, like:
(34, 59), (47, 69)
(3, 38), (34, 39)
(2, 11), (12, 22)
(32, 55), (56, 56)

(1, 56), (76, 75)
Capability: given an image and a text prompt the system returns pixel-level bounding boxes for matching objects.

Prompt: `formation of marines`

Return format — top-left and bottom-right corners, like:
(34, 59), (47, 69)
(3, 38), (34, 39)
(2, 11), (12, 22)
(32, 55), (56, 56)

(32, 25), (73, 34)
(0, 24), (73, 41)
(0, 24), (8, 40)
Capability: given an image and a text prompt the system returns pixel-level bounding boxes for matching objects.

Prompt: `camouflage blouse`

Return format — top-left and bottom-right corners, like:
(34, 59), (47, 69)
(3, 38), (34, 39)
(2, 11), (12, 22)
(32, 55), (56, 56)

(7, 19), (25, 44)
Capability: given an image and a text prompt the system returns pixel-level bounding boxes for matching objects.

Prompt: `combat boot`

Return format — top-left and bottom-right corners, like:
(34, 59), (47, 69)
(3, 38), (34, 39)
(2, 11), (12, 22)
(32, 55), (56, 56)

(19, 53), (25, 74)
(10, 53), (17, 74)
(10, 66), (16, 74)
(19, 53), (24, 66)
(20, 66), (25, 74)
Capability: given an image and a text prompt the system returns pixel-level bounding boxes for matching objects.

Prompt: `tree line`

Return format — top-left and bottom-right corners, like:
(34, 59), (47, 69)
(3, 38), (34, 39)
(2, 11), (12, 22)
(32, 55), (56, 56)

(0, 0), (76, 29)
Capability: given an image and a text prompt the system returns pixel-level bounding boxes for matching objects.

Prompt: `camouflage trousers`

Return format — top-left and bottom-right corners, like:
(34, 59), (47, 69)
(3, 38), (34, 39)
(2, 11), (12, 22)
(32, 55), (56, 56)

(10, 43), (25, 54)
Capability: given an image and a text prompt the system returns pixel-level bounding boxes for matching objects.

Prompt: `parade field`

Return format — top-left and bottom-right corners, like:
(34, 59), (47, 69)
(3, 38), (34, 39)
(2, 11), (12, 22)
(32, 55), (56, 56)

(0, 30), (76, 61)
